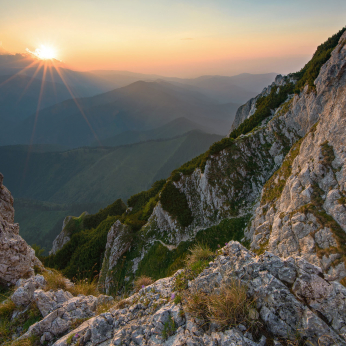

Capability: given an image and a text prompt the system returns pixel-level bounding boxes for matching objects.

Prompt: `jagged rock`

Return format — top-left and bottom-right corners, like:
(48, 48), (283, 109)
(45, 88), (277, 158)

(50, 212), (88, 255)
(0, 174), (44, 284)
(247, 31), (346, 280)
(53, 241), (346, 346)
(98, 220), (132, 294)
(11, 275), (46, 306)
(229, 74), (289, 133)
(19, 291), (113, 341)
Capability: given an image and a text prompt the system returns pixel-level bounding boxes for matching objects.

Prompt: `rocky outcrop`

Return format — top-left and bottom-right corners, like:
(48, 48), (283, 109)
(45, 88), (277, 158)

(53, 241), (346, 346)
(99, 220), (132, 294)
(229, 74), (287, 133)
(49, 216), (73, 255)
(0, 174), (43, 284)
(50, 212), (88, 255)
(247, 31), (346, 280)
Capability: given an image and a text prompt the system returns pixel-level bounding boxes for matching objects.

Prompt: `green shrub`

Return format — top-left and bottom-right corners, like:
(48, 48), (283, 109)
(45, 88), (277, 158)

(44, 216), (121, 281)
(160, 181), (193, 227)
(127, 179), (166, 214)
(83, 199), (126, 230)
(162, 316), (176, 340)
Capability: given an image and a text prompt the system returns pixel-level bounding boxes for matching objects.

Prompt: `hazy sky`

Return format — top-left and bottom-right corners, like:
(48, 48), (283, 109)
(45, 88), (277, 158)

(0, 0), (345, 77)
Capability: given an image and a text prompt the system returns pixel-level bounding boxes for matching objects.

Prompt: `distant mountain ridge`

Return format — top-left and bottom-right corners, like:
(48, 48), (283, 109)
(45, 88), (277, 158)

(1, 80), (239, 147)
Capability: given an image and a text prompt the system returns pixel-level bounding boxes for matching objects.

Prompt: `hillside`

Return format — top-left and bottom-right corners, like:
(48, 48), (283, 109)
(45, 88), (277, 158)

(0, 131), (221, 249)
(2, 80), (238, 147)
(42, 27), (346, 294)
(93, 117), (211, 147)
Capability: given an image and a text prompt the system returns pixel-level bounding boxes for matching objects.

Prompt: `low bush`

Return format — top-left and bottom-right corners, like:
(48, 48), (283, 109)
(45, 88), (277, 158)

(160, 181), (193, 227)
(162, 316), (177, 340)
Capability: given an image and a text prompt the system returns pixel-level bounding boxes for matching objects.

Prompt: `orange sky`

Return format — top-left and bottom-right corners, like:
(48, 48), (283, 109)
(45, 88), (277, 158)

(1, 0), (345, 77)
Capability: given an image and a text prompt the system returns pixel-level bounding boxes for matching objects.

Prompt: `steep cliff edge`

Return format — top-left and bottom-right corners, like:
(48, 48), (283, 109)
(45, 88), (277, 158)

(0, 173), (43, 284)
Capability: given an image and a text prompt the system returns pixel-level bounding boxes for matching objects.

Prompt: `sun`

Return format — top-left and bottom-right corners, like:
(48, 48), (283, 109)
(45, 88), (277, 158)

(27, 45), (57, 60)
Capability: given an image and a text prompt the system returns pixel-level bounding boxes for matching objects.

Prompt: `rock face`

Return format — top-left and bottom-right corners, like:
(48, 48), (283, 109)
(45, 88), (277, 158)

(0, 174), (43, 284)
(49, 216), (73, 255)
(52, 241), (346, 346)
(99, 220), (132, 294)
(94, 32), (346, 292)
(247, 31), (346, 280)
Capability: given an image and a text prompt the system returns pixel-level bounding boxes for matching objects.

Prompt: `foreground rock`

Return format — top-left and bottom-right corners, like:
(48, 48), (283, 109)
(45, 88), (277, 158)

(8, 274), (113, 343)
(53, 241), (346, 346)
(0, 173), (43, 284)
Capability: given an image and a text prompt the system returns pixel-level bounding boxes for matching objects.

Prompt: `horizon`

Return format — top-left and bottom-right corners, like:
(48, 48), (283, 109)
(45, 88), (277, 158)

(1, 0), (345, 77)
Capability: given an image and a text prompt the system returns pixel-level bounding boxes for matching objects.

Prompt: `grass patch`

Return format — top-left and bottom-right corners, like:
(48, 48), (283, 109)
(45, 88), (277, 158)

(0, 303), (41, 345)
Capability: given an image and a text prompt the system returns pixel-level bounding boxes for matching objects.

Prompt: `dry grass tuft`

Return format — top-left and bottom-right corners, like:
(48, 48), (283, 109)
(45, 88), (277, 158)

(115, 299), (129, 309)
(207, 281), (252, 327)
(134, 276), (154, 292)
(43, 269), (70, 291)
(184, 279), (255, 330)
(183, 289), (209, 322)
(70, 279), (99, 297)
(43, 269), (99, 296)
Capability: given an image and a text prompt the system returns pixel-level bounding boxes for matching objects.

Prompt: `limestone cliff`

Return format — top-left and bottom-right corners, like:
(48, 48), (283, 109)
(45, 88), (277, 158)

(247, 33), (346, 280)
(0, 173), (43, 284)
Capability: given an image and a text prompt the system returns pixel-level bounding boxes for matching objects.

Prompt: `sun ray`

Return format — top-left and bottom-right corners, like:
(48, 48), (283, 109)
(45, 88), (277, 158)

(51, 60), (102, 145)
(22, 63), (48, 181)
(17, 61), (44, 103)
(48, 64), (58, 99)
(0, 59), (40, 88)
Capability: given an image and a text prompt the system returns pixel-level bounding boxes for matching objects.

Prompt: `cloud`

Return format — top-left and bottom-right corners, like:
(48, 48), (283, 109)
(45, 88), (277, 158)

(180, 37), (194, 40)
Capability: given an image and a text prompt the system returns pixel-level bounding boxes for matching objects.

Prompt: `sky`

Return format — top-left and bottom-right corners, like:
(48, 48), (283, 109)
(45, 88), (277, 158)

(0, 0), (345, 77)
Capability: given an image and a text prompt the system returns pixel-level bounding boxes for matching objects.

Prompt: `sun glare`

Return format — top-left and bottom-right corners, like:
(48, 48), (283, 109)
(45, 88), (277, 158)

(27, 45), (57, 60)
